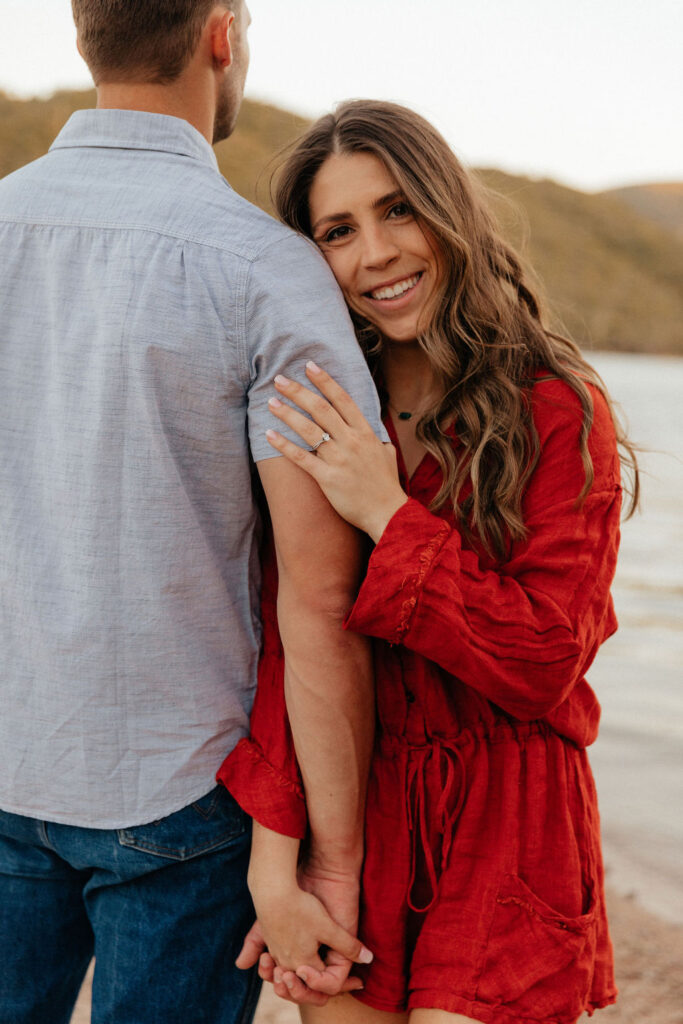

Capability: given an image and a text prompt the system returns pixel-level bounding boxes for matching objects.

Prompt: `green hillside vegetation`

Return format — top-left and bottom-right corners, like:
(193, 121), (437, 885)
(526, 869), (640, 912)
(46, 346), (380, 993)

(1, 88), (681, 355)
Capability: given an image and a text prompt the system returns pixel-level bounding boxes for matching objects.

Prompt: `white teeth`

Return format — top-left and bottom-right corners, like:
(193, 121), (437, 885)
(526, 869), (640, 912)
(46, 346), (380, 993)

(370, 273), (420, 301)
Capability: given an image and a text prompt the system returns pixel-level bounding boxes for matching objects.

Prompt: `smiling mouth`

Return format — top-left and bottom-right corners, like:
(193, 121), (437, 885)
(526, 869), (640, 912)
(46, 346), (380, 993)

(366, 272), (423, 301)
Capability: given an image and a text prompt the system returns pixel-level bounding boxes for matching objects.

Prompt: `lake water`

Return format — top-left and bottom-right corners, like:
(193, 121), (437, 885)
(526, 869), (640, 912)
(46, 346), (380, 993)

(584, 352), (683, 924)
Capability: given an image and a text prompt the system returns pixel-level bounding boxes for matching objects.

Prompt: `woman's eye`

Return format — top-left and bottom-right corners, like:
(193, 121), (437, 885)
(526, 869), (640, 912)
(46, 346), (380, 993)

(388, 201), (411, 218)
(323, 225), (352, 243)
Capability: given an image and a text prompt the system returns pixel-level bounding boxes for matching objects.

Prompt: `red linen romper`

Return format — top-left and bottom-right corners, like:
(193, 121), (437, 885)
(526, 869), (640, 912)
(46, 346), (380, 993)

(219, 376), (621, 1023)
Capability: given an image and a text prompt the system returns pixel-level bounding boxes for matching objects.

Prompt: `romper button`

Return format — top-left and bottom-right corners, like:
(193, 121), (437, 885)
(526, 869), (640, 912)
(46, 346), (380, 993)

(405, 690), (416, 703)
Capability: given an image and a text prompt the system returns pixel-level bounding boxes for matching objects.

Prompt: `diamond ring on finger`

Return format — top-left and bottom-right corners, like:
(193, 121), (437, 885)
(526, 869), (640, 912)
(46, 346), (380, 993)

(309, 432), (332, 453)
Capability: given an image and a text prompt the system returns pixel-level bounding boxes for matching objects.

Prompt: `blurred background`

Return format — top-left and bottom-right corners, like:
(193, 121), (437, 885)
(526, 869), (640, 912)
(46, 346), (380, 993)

(2, 3), (681, 1022)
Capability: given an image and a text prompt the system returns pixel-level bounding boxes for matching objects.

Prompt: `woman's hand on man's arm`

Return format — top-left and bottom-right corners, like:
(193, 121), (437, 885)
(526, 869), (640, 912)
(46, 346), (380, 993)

(265, 362), (408, 543)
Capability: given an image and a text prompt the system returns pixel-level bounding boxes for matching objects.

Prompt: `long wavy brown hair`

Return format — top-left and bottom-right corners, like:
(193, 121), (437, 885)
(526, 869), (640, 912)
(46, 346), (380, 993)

(274, 100), (639, 558)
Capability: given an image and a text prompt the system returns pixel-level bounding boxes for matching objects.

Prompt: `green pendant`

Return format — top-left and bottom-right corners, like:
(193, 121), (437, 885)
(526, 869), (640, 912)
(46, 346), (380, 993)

(398, 411), (412, 421)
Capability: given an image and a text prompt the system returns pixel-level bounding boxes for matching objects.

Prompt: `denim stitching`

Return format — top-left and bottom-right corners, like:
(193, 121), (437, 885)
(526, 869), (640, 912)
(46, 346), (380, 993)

(190, 788), (221, 820)
(116, 821), (246, 860)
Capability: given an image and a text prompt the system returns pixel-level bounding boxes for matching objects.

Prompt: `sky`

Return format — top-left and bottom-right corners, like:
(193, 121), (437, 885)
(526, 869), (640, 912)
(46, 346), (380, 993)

(2, 0), (681, 192)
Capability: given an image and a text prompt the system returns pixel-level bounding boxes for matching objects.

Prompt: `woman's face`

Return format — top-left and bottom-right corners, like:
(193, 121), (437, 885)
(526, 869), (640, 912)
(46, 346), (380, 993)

(308, 151), (441, 343)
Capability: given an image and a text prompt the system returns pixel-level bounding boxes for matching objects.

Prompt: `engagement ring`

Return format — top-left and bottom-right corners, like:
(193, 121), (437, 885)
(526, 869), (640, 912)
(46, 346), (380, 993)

(309, 432), (332, 452)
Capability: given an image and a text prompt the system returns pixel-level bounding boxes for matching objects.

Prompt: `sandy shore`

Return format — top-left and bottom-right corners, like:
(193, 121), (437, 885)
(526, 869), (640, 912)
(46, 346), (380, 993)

(69, 887), (683, 1024)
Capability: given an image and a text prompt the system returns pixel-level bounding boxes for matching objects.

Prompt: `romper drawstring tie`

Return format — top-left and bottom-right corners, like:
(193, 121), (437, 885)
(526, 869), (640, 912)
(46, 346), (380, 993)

(406, 738), (467, 914)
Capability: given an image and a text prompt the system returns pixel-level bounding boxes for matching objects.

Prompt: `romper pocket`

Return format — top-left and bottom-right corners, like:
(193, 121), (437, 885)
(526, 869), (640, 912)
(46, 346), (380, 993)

(117, 786), (248, 861)
(475, 872), (598, 1022)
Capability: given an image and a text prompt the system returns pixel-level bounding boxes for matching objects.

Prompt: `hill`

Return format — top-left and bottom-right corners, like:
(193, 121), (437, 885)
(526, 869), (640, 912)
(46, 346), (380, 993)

(601, 182), (683, 242)
(1, 88), (681, 355)
(479, 170), (683, 355)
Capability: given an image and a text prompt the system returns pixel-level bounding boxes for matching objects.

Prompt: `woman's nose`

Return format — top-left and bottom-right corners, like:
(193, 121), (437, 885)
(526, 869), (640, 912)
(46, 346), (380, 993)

(361, 227), (400, 269)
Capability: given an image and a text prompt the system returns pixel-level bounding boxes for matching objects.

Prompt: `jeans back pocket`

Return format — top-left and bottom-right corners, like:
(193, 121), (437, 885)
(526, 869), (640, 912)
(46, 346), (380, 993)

(117, 786), (248, 861)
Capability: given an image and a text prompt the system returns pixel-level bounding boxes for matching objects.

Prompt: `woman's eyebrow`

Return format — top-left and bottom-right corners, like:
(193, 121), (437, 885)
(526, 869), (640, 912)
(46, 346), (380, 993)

(312, 191), (404, 235)
(373, 190), (403, 209)
(312, 211), (351, 234)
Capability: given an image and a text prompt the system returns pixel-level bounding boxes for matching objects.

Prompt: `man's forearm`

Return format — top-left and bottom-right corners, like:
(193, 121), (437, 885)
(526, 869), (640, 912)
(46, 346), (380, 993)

(278, 582), (374, 874)
(257, 458), (375, 876)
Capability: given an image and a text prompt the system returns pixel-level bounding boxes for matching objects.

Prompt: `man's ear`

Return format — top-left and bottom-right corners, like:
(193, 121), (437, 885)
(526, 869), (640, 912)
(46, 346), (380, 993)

(211, 10), (235, 69)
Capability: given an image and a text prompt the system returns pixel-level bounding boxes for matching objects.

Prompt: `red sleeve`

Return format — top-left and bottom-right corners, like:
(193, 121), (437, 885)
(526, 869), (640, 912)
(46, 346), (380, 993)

(345, 381), (622, 722)
(217, 528), (307, 839)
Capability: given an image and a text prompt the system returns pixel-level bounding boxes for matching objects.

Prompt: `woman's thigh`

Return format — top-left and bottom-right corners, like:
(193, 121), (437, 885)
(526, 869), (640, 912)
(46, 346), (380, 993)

(301, 1000), (477, 1024)
(301, 994), (408, 1024)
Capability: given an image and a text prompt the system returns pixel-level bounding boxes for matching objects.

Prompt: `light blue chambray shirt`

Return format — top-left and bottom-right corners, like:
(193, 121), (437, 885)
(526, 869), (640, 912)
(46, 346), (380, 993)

(0, 109), (386, 828)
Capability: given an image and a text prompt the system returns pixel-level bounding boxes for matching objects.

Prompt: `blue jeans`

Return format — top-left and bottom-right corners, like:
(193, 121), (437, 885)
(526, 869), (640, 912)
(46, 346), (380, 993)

(0, 786), (261, 1024)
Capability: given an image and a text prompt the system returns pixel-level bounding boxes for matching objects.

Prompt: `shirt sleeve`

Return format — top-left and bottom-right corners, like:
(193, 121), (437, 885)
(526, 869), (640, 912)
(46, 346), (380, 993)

(243, 232), (388, 463)
(345, 382), (622, 722)
(216, 697), (307, 839)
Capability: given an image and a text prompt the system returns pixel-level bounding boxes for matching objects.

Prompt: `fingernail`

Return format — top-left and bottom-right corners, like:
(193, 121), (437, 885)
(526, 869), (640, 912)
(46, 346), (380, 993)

(274, 374), (290, 386)
(284, 976), (294, 990)
(358, 946), (374, 964)
(268, 397), (283, 408)
(265, 429), (279, 441)
(306, 361), (322, 374)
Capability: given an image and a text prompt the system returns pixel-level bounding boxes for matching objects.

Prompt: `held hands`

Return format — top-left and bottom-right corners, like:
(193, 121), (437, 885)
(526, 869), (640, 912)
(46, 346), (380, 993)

(236, 863), (372, 1006)
(266, 362), (408, 543)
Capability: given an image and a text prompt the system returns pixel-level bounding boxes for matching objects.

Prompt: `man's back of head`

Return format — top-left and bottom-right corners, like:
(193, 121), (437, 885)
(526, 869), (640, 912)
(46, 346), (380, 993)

(71, 0), (249, 143)
(73, 0), (219, 85)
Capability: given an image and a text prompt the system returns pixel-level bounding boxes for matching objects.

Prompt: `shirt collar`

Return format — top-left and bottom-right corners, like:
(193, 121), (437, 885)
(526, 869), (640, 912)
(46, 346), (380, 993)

(50, 108), (219, 172)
